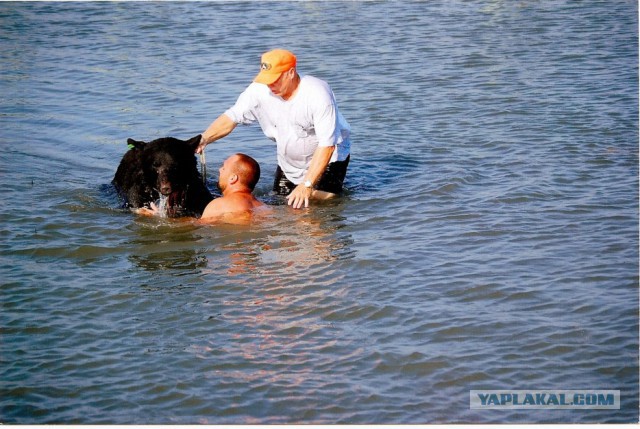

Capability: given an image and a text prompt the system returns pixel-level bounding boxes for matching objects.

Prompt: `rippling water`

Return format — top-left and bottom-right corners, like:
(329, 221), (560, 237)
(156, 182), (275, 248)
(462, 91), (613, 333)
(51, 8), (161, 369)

(1, 1), (638, 424)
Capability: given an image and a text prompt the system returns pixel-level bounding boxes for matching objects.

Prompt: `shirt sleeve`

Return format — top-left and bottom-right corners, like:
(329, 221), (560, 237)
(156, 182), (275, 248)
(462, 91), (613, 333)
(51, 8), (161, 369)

(224, 84), (259, 125)
(313, 101), (339, 147)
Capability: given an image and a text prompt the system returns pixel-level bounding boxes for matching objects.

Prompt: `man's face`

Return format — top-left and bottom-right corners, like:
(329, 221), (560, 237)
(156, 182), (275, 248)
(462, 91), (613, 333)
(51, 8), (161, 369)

(268, 68), (295, 99)
(218, 156), (235, 192)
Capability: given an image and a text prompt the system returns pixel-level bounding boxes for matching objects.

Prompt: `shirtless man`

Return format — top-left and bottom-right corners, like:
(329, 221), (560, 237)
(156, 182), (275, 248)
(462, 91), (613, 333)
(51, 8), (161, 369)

(200, 153), (266, 222)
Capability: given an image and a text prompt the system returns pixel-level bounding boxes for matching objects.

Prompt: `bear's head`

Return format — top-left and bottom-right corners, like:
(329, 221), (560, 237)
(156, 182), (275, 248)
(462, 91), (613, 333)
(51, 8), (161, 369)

(126, 134), (202, 214)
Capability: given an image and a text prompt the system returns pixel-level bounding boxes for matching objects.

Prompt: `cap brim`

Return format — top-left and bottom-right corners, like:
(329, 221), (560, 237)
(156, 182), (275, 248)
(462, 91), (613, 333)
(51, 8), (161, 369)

(254, 70), (282, 85)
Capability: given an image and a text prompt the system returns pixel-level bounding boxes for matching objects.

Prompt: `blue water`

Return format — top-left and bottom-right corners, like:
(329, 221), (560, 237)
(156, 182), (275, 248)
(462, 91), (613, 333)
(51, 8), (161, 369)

(1, 1), (638, 424)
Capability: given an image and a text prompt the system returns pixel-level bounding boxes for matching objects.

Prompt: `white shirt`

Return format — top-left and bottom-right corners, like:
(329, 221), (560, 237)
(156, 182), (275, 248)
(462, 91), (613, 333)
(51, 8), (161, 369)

(225, 75), (351, 184)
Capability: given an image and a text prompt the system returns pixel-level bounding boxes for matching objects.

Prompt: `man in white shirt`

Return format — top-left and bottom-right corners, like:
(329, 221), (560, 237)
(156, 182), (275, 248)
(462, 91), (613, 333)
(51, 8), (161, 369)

(197, 49), (351, 209)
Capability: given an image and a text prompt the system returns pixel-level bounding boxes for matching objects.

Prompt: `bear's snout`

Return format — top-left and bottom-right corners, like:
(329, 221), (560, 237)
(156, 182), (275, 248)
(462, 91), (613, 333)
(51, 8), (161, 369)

(159, 182), (172, 195)
(155, 166), (178, 195)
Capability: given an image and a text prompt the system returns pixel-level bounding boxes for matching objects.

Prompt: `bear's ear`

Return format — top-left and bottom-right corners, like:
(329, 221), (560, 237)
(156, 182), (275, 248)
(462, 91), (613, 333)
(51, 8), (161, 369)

(127, 138), (146, 150)
(185, 134), (202, 153)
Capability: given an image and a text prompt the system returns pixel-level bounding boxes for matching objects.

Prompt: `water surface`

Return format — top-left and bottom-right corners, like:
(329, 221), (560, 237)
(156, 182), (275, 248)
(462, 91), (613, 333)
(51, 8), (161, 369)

(1, 1), (638, 424)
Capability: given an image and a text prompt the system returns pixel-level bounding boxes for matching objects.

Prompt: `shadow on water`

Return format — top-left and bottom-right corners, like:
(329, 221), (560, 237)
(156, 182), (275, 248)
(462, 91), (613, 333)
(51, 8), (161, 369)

(125, 223), (210, 272)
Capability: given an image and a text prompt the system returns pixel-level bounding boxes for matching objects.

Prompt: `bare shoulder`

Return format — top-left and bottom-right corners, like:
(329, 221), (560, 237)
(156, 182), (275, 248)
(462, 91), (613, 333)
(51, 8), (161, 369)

(200, 197), (227, 220)
(252, 198), (268, 209)
(200, 194), (270, 224)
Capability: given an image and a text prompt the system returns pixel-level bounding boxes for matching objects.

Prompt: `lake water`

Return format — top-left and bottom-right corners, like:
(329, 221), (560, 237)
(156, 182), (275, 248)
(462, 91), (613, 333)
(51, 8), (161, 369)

(1, 1), (638, 424)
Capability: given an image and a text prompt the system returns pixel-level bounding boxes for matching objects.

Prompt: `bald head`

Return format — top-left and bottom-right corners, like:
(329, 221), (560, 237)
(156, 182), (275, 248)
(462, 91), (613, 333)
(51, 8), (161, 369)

(229, 153), (261, 191)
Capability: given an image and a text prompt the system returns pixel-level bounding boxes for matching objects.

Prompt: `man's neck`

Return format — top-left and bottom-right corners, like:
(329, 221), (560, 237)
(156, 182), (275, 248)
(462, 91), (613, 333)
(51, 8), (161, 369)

(282, 74), (301, 101)
(223, 186), (252, 197)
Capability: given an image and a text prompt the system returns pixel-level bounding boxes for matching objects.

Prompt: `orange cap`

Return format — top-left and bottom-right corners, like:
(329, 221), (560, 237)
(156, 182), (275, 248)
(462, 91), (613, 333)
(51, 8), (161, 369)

(254, 49), (297, 85)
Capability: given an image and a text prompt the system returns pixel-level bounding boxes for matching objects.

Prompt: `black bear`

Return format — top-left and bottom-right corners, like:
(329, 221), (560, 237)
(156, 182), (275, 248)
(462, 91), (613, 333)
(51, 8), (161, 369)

(112, 134), (213, 218)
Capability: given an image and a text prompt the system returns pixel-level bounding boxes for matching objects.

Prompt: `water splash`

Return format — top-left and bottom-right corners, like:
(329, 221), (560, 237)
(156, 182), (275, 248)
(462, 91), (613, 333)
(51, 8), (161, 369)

(155, 196), (169, 218)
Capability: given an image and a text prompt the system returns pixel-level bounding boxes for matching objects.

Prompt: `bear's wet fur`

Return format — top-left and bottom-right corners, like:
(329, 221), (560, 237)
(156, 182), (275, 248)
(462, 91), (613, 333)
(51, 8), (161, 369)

(112, 134), (213, 217)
